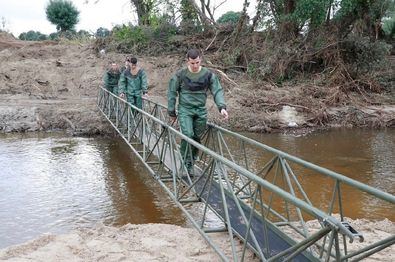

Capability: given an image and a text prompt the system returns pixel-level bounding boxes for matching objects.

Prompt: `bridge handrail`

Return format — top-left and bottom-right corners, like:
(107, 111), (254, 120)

(98, 87), (394, 260)
(100, 88), (360, 240)
(212, 124), (395, 204)
(136, 93), (395, 204)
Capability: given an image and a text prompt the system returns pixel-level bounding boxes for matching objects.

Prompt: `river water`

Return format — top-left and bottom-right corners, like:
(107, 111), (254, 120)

(0, 129), (393, 249)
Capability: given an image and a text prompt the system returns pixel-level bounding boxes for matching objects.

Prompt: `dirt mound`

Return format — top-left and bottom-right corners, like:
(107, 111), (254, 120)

(0, 32), (24, 50)
(0, 37), (184, 134)
(0, 34), (394, 135)
(0, 38), (110, 134)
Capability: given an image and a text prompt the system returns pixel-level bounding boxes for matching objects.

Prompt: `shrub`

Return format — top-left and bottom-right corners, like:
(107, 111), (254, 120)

(217, 11), (241, 25)
(382, 17), (395, 38)
(19, 30), (48, 41)
(96, 27), (110, 38)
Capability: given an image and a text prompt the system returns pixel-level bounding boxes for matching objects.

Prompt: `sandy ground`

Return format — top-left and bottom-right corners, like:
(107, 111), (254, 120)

(0, 218), (393, 261)
(0, 224), (225, 262)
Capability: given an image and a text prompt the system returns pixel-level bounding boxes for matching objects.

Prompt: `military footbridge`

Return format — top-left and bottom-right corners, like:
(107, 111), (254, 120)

(97, 87), (395, 261)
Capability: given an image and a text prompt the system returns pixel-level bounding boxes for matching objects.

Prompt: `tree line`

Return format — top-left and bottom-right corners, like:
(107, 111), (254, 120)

(17, 0), (395, 42)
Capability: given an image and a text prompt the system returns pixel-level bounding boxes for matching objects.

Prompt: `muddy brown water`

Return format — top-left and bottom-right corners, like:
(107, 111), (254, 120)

(0, 129), (394, 248)
(240, 129), (394, 223)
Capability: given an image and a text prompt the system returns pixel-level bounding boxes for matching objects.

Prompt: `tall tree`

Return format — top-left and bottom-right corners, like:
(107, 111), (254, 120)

(46, 0), (80, 32)
(179, 0), (201, 32)
(185, 0), (216, 30)
(130, 0), (155, 26)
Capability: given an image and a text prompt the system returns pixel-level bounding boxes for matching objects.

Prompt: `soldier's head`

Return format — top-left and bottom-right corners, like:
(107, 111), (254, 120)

(186, 49), (201, 73)
(129, 57), (138, 69)
(109, 62), (119, 73)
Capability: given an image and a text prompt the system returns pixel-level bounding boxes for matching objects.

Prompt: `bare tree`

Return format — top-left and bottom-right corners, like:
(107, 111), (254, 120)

(184, 0), (215, 29)
(231, 0), (250, 46)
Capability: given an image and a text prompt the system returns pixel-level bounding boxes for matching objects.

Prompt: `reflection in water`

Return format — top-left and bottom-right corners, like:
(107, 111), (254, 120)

(102, 140), (184, 226)
(242, 129), (394, 221)
(0, 133), (185, 249)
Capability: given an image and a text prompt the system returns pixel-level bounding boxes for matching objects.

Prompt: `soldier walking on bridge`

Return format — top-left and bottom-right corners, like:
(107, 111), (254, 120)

(167, 49), (229, 175)
(119, 57), (148, 110)
(103, 62), (121, 95)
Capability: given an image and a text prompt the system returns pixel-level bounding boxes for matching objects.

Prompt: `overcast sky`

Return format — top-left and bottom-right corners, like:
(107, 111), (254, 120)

(0, 0), (256, 37)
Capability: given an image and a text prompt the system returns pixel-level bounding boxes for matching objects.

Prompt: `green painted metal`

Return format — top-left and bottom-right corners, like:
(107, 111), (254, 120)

(97, 87), (395, 261)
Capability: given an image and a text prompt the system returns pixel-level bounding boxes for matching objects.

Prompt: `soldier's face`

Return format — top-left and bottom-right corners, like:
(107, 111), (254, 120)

(111, 63), (118, 71)
(187, 57), (201, 73)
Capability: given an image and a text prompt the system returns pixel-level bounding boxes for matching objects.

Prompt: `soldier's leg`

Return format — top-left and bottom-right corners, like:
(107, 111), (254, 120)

(134, 95), (144, 141)
(126, 95), (136, 116)
(192, 110), (207, 161)
(178, 110), (195, 173)
(135, 95), (143, 110)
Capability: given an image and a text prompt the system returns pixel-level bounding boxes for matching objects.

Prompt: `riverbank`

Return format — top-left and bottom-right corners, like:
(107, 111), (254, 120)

(1, 33), (394, 135)
(0, 218), (393, 261)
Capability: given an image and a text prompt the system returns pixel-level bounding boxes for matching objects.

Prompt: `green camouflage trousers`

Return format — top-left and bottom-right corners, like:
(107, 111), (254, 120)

(178, 107), (207, 173)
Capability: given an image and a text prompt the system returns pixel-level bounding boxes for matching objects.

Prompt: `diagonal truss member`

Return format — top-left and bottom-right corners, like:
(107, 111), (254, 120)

(98, 87), (395, 261)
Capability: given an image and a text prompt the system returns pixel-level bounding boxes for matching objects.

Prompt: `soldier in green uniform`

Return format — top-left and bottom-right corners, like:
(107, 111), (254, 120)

(167, 49), (229, 175)
(103, 62), (121, 95)
(120, 55), (130, 73)
(119, 57), (148, 109)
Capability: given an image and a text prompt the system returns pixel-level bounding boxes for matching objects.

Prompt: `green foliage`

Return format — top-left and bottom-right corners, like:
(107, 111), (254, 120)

(334, 0), (391, 24)
(19, 30), (48, 41)
(341, 36), (391, 73)
(96, 27), (110, 38)
(382, 17), (395, 38)
(49, 32), (60, 40)
(45, 0), (79, 32)
(292, 0), (329, 28)
(130, 0), (155, 26)
(112, 14), (177, 50)
(179, 0), (201, 34)
(217, 11), (242, 25)
(77, 29), (91, 38)
(150, 14), (177, 39)
(113, 24), (149, 46)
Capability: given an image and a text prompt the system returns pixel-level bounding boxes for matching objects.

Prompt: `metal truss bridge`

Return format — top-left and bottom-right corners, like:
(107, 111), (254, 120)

(97, 87), (394, 261)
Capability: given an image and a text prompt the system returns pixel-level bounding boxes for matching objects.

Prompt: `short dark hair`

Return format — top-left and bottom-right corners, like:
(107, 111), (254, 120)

(130, 57), (137, 64)
(186, 49), (200, 60)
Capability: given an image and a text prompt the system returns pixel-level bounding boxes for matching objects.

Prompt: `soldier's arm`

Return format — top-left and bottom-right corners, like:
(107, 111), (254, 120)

(209, 73), (226, 112)
(103, 72), (109, 88)
(118, 72), (126, 95)
(141, 70), (148, 94)
(167, 74), (179, 117)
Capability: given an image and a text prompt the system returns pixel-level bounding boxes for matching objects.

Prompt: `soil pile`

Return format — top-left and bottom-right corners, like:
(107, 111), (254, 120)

(1, 36), (394, 134)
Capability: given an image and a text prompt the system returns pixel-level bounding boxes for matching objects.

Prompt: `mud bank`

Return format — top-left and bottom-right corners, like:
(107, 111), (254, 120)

(1, 34), (394, 135)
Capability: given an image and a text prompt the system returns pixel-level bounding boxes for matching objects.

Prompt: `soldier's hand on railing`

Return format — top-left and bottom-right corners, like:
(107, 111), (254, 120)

(169, 116), (179, 129)
(120, 93), (125, 99)
(170, 116), (177, 124)
(142, 93), (148, 99)
(220, 109), (229, 120)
